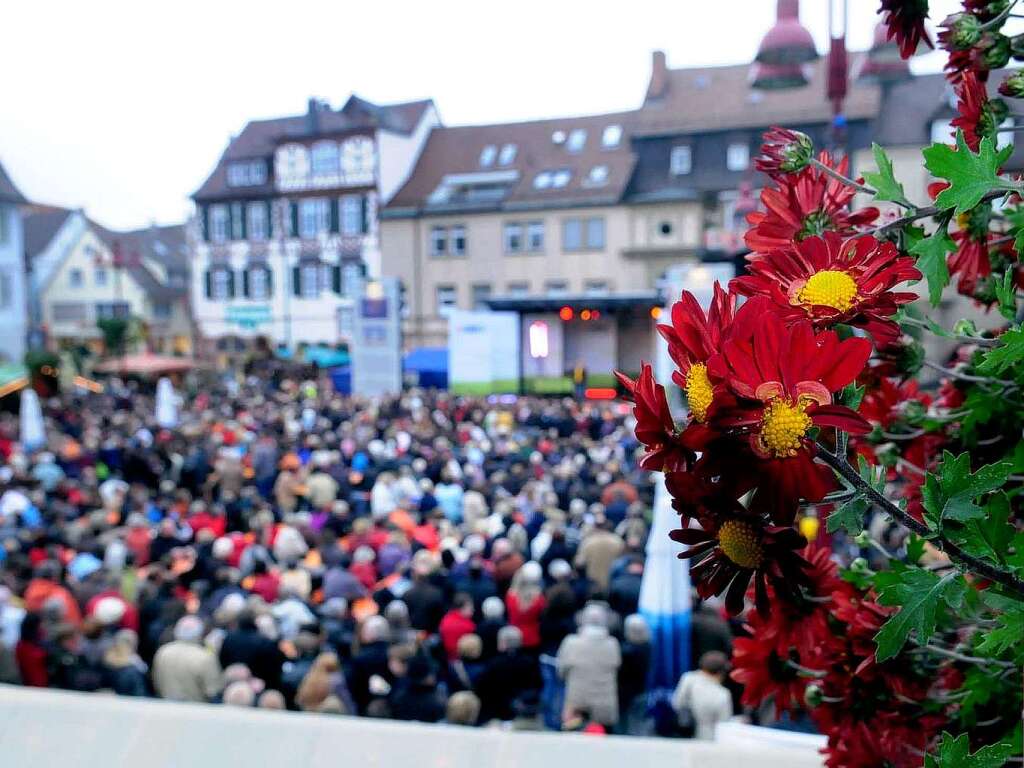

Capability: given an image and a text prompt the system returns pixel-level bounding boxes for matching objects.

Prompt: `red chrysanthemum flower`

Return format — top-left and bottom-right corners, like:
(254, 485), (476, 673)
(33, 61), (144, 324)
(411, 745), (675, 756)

(821, 715), (941, 768)
(730, 628), (813, 710)
(755, 127), (815, 179)
(952, 70), (1007, 151)
(732, 232), (920, 346)
(615, 363), (692, 472)
(657, 282), (736, 425)
(858, 376), (931, 430)
(878, 0), (933, 60)
(708, 313), (872, 522)
(745, 152), (879, 256)
(672, 515), (810, 615)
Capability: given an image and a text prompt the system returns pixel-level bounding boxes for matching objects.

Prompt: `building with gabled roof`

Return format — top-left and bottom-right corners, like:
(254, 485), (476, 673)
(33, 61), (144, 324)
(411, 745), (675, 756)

(189, 95), (439, 356)
(0, 159), (28, 365)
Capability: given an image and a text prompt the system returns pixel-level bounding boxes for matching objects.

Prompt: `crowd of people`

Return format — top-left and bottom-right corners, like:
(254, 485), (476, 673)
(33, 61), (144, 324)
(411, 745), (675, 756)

(0, 371), (760, 737)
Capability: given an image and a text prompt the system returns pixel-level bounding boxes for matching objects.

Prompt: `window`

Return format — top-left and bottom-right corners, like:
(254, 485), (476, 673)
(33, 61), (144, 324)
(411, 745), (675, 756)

(504, 223), (523, 253)
(584, 280), (609, 295)
(726, 142), (749, 171)
(586, 217), (605, 249)
(0, 210), (6, 244)
(153, 301), (172, 320)
(227, 161), (267, 187)
(670, 145), (692, 175)
(471, 283), (492, 309)
(300, 262), (320, 298)
(210, 268), (231, 300)
(658, 220), (673, 236)
(299, 198), (329, 238)
(430, 226), (447, 256)
(52, 302), (87, 322)
(69, 268), (84, 288)
(562, 219), (582, 251)
(479, 145), (497, 167)
(94, 266), (108, 287)
(545, 280), (569, 296)
(527, 221), (544, 251)
(498, 144), (517, 165)
(231, 203), (244, 240)
(248, 266), (271, 299)
(248, 203), (268, 241)
(0, 271), (11, 308)
(602, 124), (622, 148)
(507, 282), (529, 297)
(552, 169), (571, 188)
(567, 129), (587, 153)
(533, 172), (553, 190)
(311, 141), (340, 176)
(436, 284), (457, 314)
(341, 195), (362, 236)
(450, 225), (466, 256)
(96, 302), (130, 320)
(209, 205), (229, 243)
(587, 165), (609, 186)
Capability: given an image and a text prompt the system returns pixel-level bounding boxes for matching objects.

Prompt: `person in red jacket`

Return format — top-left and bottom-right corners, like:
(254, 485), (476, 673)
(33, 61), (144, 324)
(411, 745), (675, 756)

(505, 562), (546, 650)
(438, 593), (476, 660)
(15, 613), (48, 687)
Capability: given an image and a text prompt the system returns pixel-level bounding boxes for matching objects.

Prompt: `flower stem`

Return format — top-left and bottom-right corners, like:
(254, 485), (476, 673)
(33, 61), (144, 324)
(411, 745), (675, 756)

(920, 642), (1018, 669)
(922, 359), (1017, 389)
(898, 315), (1002, 348)
(816, 448), (1024, 597)
(870, 189), (1008, 237)
(979, 0), (1017, 31)
(809, 157), (876, 196)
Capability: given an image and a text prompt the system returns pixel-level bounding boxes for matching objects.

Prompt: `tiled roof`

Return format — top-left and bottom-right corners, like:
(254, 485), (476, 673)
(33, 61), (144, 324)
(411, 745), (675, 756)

(0, 160), (27, 205)
(94, 223), (188, 299)
(636, 57), (881, 137)
(385, 110), (639, 214)
(22, 207), (74, 259)
(193, 96), (434, 201)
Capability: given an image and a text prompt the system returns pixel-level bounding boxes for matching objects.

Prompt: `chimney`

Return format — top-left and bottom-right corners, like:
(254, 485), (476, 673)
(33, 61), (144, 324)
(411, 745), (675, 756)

(307, 97), (324, 135)
(647, 50), (669, 101)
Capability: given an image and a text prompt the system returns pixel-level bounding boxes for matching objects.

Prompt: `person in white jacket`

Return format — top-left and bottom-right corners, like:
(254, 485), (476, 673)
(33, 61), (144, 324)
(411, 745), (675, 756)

(556, 602), (622, 727)
(671, 650), (734, 740)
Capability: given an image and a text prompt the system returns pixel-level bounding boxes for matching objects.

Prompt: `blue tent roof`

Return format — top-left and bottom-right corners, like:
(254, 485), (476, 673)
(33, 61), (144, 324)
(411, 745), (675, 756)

(404, 347), (448, 373)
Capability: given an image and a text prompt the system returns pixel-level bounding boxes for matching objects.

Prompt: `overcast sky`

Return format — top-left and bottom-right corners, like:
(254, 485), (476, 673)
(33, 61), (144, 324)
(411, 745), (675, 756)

(1, 0), (963, 230)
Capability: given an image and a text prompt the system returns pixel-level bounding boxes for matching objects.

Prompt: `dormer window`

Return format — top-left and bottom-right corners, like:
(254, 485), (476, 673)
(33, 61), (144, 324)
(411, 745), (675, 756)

(533, 171), (553, 190)
(227, 160), (267, 187)
(602, 125), (622, 148)
(498, 144), (517, 165)
(552, 169), (571, 188)
(670, 146), (692, 176)
(480, 145), (497, 167)
(587, 165), (609, 186)
(567, 129), (587, 153)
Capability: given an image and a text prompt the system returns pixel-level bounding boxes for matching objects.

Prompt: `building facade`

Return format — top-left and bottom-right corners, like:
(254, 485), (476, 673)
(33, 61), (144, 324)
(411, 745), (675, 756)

(0, 161), (28, 365)
(190, 95), (438, 356)
(23, 208), (190, 353)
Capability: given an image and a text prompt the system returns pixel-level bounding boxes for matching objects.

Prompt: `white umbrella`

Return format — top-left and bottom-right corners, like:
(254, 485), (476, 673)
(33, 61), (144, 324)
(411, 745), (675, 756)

(19, 389), (45, 452)
(155, 377), (178, 429)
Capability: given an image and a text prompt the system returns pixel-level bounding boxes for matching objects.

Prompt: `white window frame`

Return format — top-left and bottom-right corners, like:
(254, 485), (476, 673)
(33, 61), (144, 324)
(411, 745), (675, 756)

(552, 169), (571, 188)
(479, 145), (497, 167)
(248, 202), (268, 241)
(300, 262), (320, 299)
(670, 145), (692, 176)
(231, 203), (244, 240)
(566, 129), (587, 153)
(211, 268), (231, 300)
(430, 226), (447, 257)
(527, 221), (544, 252)
(587, 165), (609, 186)
(498, 144), (517, 165)
(249, 266), (270, 300)
(341, 195), (362, 236)
(210, 205), (229, 244)
(436, 284), (457, 315)
(533, 172), (553, 190)
(450, 225), (466, 256)
(601, 124), (622, 148)
(503, 222), (523, 253)
(311, 141), (340, 176)
(299, 198), (329, 238)
(585, 217), (605, 250)
(726, 142), (749, 171)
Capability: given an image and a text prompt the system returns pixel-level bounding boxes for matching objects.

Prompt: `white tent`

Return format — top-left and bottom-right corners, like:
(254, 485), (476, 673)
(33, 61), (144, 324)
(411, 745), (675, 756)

(155, 376), (179, 429)
(19, 389), (45, 451)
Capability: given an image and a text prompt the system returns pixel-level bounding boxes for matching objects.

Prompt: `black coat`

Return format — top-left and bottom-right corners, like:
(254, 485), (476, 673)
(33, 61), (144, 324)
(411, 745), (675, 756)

(473, 651), (542, 722)
(348, 641), (391, 714)
(218, 628), (286, 691)
(388, 679), (446, 723)
(404, 582), (445, 633)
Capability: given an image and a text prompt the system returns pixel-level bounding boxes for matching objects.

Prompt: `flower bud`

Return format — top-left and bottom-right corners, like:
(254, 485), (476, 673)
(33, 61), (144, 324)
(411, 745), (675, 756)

(804, 684), (824, 709)
(953, 318), (979, 337)
(755, 128), (815, 178)
(942, 13), (982, 50)
(999, 70), (1024, 98)
(980, 33), (1012, 69)
(853, 531), (872, 548)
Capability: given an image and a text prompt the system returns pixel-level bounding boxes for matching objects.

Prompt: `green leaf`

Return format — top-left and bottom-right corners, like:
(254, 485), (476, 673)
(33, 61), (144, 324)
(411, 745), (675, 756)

(906, 533), (926, 564)
(874, 570), (966, 661)
(839, 382), (865, 410)
(827, 496), (869, 535)
(976, 326), (1024, 376)
(863, 143), (912, 208)
(924, 131), (1016, 215)
(909, 230), (955, 307)
(975, 605), (1024, 656)
(924, 732), (1015, 768)
(921, 452), (1012, 527)
(994, 271), (1017, 321)
(948, 492), (1016, 564)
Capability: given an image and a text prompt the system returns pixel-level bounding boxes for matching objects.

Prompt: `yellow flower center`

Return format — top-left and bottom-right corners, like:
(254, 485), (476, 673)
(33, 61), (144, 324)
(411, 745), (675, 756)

(684, 363), (714, 423)
(718, 520), (764, 569)
(759, 398), (813, 458)
(797, 269), (859, 312)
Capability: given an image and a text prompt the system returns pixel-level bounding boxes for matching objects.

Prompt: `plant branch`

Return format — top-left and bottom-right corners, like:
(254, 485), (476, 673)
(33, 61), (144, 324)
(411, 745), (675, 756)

(922, 360), (1016, 388)
(898, 315), (1002, 347)
(870, 189), (1006, 237)
(919, 643), (1018, 669)
(810, 157), (876, 196)
(816, 448), (1024, 597)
